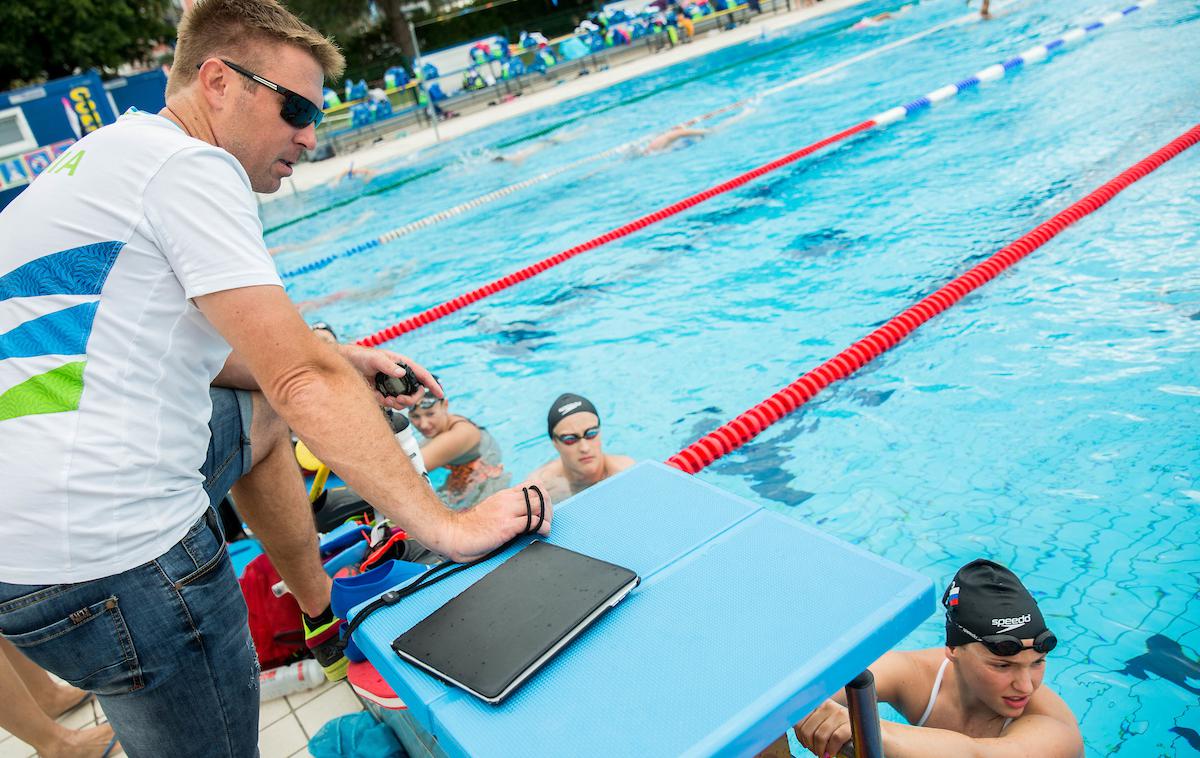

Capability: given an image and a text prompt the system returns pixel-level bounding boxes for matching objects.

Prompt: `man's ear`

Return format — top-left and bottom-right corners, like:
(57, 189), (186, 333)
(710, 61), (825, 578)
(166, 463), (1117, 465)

(945, 645), (959, 663)
(197, 59), (233, 112)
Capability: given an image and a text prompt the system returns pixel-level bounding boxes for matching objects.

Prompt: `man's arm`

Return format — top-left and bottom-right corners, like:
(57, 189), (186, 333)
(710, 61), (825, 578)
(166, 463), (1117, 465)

(213, 352), (258, 390)
(196, 285), (549, 561)
(213, 341), (438, 414)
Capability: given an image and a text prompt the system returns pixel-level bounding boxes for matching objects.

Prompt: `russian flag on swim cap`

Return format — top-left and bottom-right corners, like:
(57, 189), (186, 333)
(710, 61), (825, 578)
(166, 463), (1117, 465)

(948, 583), (960, 607)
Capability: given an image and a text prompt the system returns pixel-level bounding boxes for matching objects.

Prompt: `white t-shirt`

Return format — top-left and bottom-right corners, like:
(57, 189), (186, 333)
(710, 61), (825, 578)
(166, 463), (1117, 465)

(0, 110), (282, 584)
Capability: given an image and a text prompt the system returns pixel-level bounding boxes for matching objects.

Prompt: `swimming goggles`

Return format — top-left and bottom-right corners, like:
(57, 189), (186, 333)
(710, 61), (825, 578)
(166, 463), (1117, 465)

(201, 59), (325, 129)
(554, 426), (600, 445)
(950, 618), (1057, 656)
(415, 394), (442, 410)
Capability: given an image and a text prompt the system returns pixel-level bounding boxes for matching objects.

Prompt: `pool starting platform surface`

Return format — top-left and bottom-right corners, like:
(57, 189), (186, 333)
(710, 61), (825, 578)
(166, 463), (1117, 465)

(351, 461), (934, 757)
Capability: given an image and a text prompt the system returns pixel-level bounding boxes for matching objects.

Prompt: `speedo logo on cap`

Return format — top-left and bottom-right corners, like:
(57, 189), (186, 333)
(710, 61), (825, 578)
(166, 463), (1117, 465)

(992, 614), (1031, 632)
(557, 401), (582, 414)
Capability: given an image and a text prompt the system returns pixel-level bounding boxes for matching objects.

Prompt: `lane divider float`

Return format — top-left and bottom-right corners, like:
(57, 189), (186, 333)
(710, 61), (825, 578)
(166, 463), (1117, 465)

(264, 0), (920, 237)
(667, 120), (1199, 473)
(282, 0), (1017, 280)
(354, 1), (1153, 347)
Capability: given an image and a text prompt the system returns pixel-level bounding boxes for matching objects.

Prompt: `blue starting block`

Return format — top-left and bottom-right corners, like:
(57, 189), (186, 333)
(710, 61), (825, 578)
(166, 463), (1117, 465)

(351, 461), (933, 757)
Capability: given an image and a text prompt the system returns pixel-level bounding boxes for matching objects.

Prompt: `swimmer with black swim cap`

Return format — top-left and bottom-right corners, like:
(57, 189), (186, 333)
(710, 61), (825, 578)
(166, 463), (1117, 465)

(527, 393), (634, 501)
(310, 321), (337, 344)
(759, 559), (1083, 758)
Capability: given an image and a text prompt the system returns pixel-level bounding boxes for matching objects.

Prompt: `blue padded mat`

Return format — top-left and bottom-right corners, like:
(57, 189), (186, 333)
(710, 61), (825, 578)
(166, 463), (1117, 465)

(351, 462), (934, 757)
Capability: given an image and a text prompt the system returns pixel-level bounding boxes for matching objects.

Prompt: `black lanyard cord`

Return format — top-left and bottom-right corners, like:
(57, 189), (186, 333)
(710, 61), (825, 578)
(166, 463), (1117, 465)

(344, 485), (546, 639)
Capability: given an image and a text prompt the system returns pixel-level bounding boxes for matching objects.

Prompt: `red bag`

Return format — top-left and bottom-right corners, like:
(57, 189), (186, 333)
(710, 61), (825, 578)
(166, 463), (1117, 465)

(238, 553), (307, 669)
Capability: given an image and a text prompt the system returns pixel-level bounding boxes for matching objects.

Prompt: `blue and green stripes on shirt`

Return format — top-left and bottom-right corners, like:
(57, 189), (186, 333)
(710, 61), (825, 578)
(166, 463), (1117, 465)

(0, 241), (122, 422)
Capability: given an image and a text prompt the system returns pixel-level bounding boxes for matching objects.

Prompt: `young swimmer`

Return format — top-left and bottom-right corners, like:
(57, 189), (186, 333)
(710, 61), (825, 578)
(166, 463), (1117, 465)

(642, 126), (710, 154)
(408, 386), (511, 510)
(774, 559), (1083, 758)
(268, 210), (376, 257)
(294, 264), (414, 314)
(329, 163), (377, 186)
(528, 393), (634, 501)
(852, 4), (914, 29)
(310, 320), (338, 344)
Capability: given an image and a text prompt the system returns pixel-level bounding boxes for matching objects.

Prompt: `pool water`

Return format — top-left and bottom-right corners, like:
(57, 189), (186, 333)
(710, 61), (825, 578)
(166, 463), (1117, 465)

(268, 0), (1200, 753)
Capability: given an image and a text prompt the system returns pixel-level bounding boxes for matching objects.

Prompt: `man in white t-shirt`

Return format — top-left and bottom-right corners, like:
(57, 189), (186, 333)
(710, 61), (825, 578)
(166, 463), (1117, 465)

(0, 1), (551, 754)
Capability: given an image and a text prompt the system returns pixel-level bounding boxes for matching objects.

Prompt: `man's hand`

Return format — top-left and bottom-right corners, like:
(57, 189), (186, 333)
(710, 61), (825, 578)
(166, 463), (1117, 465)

(335, 345), (444, 411)
(797, 700), (851, 758)
(436, 484), (554, 563)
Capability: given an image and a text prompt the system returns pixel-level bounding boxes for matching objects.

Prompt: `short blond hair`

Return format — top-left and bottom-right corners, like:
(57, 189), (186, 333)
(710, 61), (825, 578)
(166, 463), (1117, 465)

(168, 0), (345, 96)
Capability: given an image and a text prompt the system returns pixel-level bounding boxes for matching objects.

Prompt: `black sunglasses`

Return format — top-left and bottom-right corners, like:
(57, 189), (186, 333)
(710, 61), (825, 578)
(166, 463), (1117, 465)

(951, 619), (1058, 657)
(554, 426), (600, 445)
(198, 59), (324, 129)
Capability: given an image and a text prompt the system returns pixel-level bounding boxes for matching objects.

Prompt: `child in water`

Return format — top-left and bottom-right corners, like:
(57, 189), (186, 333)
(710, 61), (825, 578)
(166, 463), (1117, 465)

(408, 385), (511, 510)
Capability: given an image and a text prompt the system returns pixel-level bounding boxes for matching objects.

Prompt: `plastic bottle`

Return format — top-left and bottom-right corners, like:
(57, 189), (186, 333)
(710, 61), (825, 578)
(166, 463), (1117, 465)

(391, 413), (430, 484)
(259, 659), (326, 701)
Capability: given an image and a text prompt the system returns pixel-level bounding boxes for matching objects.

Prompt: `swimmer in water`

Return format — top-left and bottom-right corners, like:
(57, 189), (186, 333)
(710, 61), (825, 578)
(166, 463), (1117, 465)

(309, 321), (338, 344)
(852, 3), (914, 28)
(759, 559), (1083, 758)
(490, 127), (586, 165)
(408, 384), (512, 511)
(268, 210), (377, 256)
(642, 126), (710, 154)
(491, 141), (552, 165)
(527, 393), (633, 501)
(294, 264), (413, 313)
(327, 163), (377, 187)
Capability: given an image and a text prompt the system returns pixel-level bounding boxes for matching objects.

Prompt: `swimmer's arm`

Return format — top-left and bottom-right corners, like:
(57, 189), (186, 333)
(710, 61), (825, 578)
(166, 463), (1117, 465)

(879, 713), (1082, 758)
(418, 421), (481, 470)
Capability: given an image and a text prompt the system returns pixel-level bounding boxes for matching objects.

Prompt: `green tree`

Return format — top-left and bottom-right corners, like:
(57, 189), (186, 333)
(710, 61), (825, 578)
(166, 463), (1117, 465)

(285, 0), (418, 65)
(0, 0), (174, 90)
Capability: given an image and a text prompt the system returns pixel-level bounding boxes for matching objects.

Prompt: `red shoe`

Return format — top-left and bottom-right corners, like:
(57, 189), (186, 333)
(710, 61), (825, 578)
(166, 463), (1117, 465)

(348, 660), (406, 710)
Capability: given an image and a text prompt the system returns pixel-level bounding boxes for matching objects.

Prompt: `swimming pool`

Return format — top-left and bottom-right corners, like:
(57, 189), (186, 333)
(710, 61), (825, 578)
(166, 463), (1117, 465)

(268, 0), (1200, 753)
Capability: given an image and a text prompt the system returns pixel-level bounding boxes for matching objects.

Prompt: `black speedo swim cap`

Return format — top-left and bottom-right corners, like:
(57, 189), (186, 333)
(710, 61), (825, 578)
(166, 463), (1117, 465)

(943, 559), (1048, 647)
(547, 393), (599, 438)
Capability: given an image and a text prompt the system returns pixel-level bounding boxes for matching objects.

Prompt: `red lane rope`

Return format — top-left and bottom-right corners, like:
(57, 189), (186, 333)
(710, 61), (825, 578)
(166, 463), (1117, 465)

(355, 120), (875, 347)
(666, 123), (1200, 474)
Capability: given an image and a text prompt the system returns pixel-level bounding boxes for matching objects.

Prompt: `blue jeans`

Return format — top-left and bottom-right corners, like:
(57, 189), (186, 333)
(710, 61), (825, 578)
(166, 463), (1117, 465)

(0, 388), (261, 757)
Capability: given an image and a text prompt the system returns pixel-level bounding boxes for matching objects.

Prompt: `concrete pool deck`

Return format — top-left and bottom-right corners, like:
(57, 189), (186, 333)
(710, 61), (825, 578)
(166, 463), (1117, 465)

(261, 0), (868, 203)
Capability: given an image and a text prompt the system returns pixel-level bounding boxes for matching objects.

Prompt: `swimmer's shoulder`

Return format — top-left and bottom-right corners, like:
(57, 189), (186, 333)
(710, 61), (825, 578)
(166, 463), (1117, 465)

(533, 462), (573, 502)
(607, 454), (636, 474)
(530, 457), (567, 487)
(869, 647), (944, 720)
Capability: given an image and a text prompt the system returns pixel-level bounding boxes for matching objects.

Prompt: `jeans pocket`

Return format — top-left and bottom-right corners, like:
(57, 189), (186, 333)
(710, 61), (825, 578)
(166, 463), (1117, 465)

(175, 510), (227, 588)
(0, 594), (143, 694)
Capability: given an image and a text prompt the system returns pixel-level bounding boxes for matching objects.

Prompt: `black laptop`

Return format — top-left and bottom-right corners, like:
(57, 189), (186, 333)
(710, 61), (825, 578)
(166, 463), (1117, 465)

(391, 541), (639, 704)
